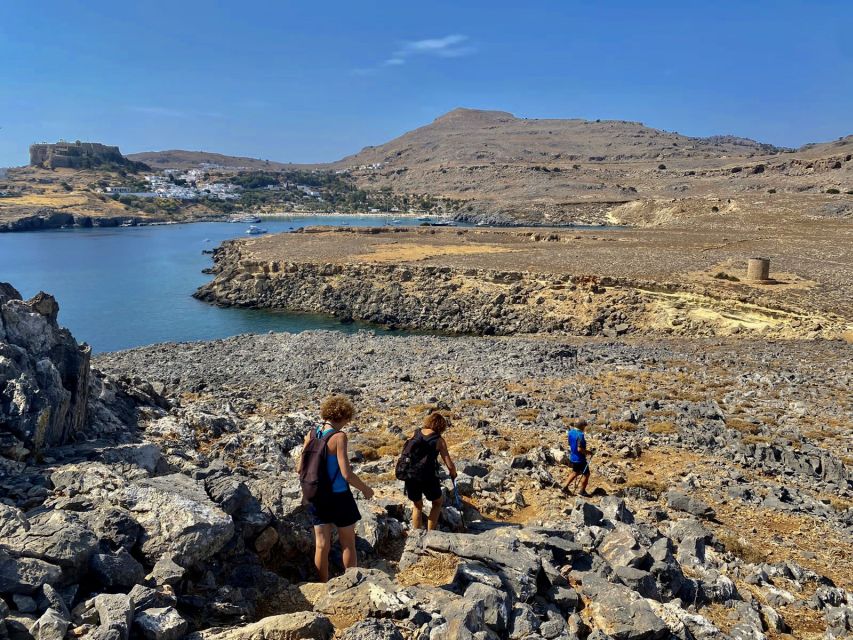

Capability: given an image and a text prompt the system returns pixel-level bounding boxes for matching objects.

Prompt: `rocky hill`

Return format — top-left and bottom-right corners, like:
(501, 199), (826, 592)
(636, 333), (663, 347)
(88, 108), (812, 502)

(129, 108), (853, 225)
(30, 142), (149, 172)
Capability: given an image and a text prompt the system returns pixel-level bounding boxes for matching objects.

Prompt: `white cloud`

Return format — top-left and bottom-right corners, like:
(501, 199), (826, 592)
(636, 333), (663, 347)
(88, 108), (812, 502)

(398, 34), (474, 59)
(353, 34), (475, 74)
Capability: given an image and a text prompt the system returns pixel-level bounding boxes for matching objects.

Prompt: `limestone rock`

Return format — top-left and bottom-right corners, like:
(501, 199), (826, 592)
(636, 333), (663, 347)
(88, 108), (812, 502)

(30, 607), (69, 640)
(114, 474), (234, 566)
(313, 568), (410, 629)
(0, 286), (91, 452)
(3, 510), (98, 572)
(133, 607), (188, 640)
(0, 548), (62, 595)
(188, 611), (333, 639)
(581, 575), (669, 640)
(339, 619), (404, 640)
(89, 548), (147, 589)
(91, 592), (134, 640)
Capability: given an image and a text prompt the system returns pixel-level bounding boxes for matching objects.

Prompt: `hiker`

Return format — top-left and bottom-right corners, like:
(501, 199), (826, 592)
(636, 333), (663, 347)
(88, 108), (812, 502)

(396, 412), (457, 531)
(564, 418), (591, 496)
(297, 395), (374, 583)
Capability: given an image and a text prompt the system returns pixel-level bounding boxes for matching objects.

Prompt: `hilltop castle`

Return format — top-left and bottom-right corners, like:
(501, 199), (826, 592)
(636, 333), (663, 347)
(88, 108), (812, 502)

(29, 141), (131, 169)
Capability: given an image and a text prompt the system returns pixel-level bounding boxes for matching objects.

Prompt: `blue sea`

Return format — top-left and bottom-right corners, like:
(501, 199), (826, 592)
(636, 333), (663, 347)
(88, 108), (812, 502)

(0, 216), (423, 352)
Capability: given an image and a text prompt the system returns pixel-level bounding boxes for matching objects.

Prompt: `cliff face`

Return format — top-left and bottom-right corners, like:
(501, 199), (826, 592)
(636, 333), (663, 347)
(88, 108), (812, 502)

(194, 240), (845, 340)
(0, 283), (91, 454)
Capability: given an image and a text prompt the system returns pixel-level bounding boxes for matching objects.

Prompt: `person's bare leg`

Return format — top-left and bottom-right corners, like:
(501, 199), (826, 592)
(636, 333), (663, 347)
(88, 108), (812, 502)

(564, 471), (578, 493)
(337, 525), (358, 570)
(427, 496), (444, 531)
(578, 474), (590, 495)
(313, 525), (332, 583)
(412, 500), (424, 530)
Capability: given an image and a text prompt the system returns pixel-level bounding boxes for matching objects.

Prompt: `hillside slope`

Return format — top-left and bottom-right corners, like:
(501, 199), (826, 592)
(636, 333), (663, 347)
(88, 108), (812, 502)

(129, 108), (853, 225)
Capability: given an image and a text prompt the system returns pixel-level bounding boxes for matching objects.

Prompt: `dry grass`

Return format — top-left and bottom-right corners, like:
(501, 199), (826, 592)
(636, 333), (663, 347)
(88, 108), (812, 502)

(714, 530), (767, 564)
(648, 421), (677, 435)
(604, 420), (639, 432)
(515, 408), (541, 423)
(396, 552), (459, 587)
(356, 242), (517, 263)
(726, 417), (761, 435)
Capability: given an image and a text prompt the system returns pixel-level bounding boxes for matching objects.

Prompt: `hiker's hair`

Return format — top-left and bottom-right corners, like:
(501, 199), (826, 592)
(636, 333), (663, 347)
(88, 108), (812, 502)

(320, 395), (354, 423)
(570, 418), (588, 430)
(424, 412), (449, 433)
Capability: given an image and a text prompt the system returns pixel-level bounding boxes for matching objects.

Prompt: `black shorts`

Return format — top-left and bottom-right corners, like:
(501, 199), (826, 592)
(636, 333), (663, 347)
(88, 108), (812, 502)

(307, 490), (361, 528)
(571, 460), (590, 475)
(404, 476), (443, 502)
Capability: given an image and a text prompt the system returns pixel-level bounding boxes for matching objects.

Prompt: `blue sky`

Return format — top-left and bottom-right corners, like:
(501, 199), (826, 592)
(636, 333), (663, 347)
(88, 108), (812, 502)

(1, 0), (851, 166)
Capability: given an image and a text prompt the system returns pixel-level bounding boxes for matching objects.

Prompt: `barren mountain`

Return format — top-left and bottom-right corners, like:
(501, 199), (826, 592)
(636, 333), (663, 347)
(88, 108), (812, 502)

(130, 108), (852, 225)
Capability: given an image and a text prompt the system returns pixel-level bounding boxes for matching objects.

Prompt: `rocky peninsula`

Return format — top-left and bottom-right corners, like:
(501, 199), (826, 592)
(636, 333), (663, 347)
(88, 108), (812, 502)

(1, 281), (852, 639)
(195, 226), (851, 341)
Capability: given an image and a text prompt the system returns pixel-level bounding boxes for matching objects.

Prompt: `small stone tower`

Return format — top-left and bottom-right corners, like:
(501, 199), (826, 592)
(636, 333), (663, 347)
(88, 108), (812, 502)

(746, 258), (771, 282)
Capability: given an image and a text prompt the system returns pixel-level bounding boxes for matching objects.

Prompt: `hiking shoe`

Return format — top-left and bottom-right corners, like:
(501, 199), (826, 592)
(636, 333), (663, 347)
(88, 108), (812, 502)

(578, 490), (590, 497)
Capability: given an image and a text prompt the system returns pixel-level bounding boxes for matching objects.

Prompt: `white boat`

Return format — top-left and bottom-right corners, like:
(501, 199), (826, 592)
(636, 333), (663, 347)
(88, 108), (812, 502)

(229, 215), (261, 223)
(245, 225), (268, 235)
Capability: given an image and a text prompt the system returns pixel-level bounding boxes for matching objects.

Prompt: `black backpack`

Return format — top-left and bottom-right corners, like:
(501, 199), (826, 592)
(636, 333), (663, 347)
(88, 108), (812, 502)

(395, 430), (439, 481)
(299, 429), (337, 505)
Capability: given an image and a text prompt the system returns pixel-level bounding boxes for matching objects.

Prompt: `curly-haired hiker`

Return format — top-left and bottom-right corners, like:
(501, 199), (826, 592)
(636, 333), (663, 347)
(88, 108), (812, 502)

(297, 395), (374, 582)
(397, 412), (457, 531)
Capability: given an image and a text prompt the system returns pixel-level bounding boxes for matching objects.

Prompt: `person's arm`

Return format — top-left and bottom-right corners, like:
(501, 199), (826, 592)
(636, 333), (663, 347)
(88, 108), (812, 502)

(438, 438), (457, 479)
(579, 433), (588, 456)
(296, 431), (311, 474)
(335, 433), (374, 499)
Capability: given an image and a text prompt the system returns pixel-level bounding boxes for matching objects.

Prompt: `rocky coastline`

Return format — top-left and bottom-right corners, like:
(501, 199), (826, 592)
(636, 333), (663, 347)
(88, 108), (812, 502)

(0, 210), (168, 233)
(194, 235), (846, 340)
(2, 282), (852, 639)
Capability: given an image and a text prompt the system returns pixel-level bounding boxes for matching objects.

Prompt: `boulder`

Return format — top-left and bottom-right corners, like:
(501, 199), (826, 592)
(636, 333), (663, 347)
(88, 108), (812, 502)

(581, 575), (669, 640)
(400, 529), (541, 601)
(30, 607), (68, 640)
(572, 500), (604, 526)
(3, 510), (98, 572)
(0, 287), (91, 453)
(91, 593), (134, 640)
(114, 474), (234, 566)
(89, 548), (146, 589)
(665, 491), (715, 520)
(0, 549), (62, 595)
(464, 582), (510, 632)
(599, 526), (651, 570)
(340, 619), (404, 640)
(313, 568), (410, 628)
(188, 612), (333, 639)
(133, 607), (188, 640)
(92, 507), (142, 552)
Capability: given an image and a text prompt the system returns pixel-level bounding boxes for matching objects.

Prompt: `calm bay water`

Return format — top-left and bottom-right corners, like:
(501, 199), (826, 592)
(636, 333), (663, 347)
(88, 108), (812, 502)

(0, 216), (420, 353)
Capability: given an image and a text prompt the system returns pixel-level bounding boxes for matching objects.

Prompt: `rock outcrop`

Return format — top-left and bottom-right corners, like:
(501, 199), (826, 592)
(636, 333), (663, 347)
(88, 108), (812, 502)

(29, 142), (147, 171)
(1, 284), (91, 454)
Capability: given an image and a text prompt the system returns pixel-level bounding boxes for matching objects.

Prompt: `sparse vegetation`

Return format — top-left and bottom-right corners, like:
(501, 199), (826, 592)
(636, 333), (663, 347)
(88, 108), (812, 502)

(713, 271), (740, 282)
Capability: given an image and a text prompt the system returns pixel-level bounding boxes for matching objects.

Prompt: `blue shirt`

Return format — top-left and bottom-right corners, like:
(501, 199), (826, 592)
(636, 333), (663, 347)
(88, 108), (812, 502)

(319, 428), (349, 493)
(568, 428), (586, 464)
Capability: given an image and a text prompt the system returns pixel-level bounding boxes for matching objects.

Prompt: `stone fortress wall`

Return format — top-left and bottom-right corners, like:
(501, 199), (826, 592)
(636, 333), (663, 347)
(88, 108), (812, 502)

(29, 141), (126, 169)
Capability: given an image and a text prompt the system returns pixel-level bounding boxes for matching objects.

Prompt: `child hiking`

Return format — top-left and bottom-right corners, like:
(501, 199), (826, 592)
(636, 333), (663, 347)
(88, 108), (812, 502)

(563, 418), (591, 496)
(396, 412), (457, 531)
(297, 395), (374, 583)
